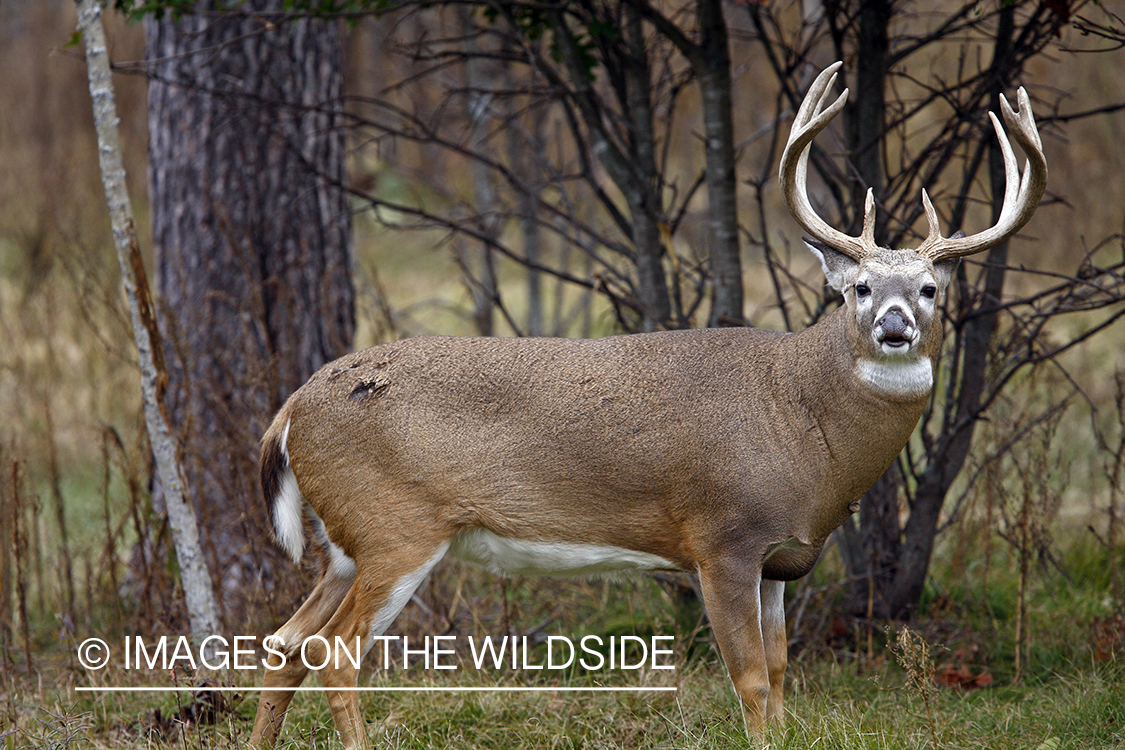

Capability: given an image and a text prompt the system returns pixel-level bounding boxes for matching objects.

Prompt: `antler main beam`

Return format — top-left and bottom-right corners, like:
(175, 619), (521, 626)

(779, 62), (1048, 263)
(778, 61), (876, 261)
(916, 87), (1047, 260)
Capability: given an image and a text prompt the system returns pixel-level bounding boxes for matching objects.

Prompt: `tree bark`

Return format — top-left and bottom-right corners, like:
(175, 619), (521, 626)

(463, 8), (499, 337)
(548, 4), (671, 332)
(625, 0), (744, 327)
(846, 0), (890, 233)
(835, 0), (901, 617)
(620, 4), (672, 331)
(145, 0), (354, 616)
(696, 0), (743, 327)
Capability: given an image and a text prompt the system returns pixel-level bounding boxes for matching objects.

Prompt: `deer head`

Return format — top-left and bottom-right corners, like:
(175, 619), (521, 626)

(779, 61), (1047, 392)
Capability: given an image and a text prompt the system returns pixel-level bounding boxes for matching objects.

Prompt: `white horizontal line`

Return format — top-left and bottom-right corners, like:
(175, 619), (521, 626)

(75, 686), (677, 693)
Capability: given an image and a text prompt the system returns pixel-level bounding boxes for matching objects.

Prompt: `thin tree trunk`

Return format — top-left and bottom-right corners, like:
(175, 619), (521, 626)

(622, 5), (671, 331)
(76, 0), (220, 642)
(846, 0), (890, 232)
(548, 4), (671, 332)
(514, 83), (546, 337)
(836, 0), (899, 617)
(464, 12), (499, 337)
(697, 0), (743, 327)
(43, 402), (76, 623)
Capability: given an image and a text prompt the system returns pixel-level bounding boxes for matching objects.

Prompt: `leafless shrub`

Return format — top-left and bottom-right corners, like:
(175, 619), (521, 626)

(892, 625), (941, 749)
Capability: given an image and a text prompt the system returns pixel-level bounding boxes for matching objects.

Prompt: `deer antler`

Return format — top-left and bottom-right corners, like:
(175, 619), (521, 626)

(778, 61), (876, 261)
(916, 87), (1047, 260)
(780, 63), (1048, 263)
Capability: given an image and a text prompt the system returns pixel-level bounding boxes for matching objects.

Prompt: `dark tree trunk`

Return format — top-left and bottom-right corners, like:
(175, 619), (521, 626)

(845, 0), (890, 230)
(877, 4), (1018, 617)
(621, 4), (672, 331)
(840, 0), (1018, 619)
(839, 463), (903, 617)
(835, 0), (902, 618)
(145, 1), (354, 620)
(696, 0), (743, 327)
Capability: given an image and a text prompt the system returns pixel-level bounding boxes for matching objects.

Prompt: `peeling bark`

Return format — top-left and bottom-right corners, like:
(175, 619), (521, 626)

(76, 0), (220, 642)
(145, 0), (354, 613)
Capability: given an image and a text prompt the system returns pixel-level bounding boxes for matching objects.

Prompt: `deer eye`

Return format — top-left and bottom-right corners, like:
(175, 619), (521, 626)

(854, 283), (871, 298)
(920, 285), (937, 300)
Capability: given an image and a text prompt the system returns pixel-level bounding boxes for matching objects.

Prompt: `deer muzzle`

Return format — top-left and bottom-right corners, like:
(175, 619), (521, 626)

(874, 309), (917, 354)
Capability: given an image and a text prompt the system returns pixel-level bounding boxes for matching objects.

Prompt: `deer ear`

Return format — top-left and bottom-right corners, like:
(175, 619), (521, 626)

(933, 258), (960, 288)
(804, 237), (857, 293)
(932, 230), (965, 289)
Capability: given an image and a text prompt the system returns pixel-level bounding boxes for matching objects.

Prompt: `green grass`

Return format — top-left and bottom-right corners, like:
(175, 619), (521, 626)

(5, 540), (1123, 750)
(10, 654), (1122, 749)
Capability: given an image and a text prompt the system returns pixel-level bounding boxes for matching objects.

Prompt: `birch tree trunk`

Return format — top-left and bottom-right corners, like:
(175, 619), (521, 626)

(76, 0), (220, 642)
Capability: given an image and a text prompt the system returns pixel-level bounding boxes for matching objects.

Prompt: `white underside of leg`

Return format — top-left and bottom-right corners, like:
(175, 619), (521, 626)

(759, 579), (786, 634)
(366, 543), (450, 652)
(309, 512), (357, 580)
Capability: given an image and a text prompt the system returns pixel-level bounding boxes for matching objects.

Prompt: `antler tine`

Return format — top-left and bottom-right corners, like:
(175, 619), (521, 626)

(779, 62), (873, 261)
(917, 87), (1047, 261)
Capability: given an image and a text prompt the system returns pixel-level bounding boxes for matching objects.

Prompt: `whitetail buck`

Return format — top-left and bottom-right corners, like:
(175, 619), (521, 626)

(249, 62), (1045, 748)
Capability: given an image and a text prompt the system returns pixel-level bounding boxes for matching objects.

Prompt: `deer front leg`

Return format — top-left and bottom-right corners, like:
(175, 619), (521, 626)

(698, 560), (771, 730)
(760, 578), (787, 722)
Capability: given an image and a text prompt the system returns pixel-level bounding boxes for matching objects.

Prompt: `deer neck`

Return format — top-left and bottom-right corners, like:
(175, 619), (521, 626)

(789, 308), (933, 508)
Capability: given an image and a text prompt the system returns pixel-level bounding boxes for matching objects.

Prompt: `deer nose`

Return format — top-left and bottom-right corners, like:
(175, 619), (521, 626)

(875, 309), (915, 350)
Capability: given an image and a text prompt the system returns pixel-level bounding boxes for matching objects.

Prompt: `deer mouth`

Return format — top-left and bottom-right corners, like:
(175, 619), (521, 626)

(874, 310), (917, 354)
(879, 331), (911, 349)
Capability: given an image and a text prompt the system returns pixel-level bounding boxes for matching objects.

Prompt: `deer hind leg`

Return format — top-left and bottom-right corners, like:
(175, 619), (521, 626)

(249, 553), (356, 749)
(308, 542), (450, 750)
(760, 578), (787, 722)
(698, 560), (770, 732)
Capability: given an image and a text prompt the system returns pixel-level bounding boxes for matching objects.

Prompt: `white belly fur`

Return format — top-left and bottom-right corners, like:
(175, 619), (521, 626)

(450, 527), (678, 577)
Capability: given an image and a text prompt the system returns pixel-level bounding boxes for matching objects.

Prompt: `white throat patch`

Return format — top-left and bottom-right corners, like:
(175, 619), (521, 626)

(856, 358), (933, 398)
